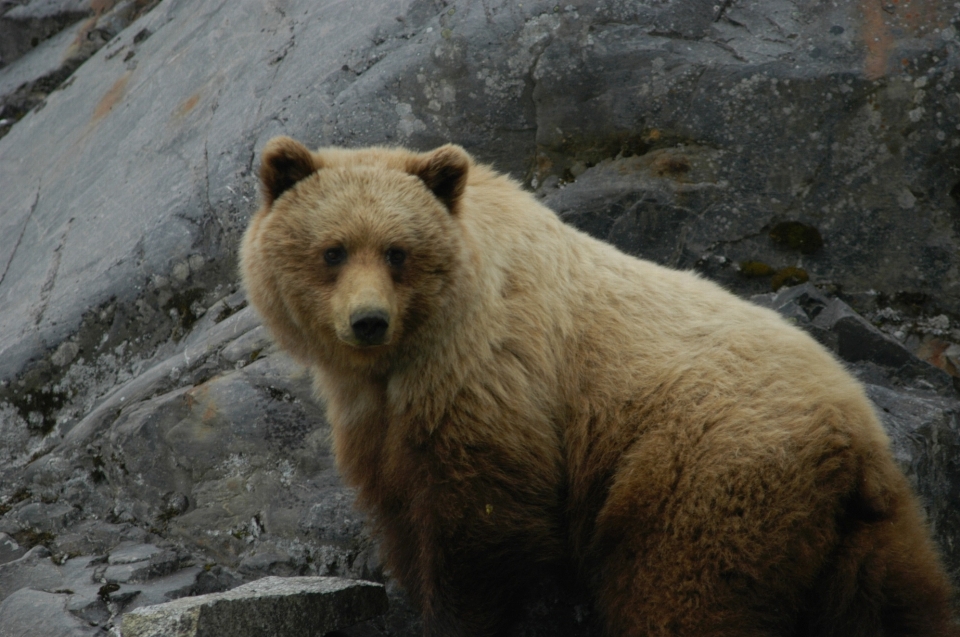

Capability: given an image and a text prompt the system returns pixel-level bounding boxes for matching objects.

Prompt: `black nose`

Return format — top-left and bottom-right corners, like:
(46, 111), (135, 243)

(350, 310), (390, 345)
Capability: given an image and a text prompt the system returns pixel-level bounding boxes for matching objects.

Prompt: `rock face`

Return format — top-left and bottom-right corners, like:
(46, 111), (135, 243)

(0, 0), (959, 636)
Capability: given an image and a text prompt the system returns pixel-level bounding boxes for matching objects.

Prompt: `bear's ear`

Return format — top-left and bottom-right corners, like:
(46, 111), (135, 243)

(259, 136), (320, 206)
(407, 144), (470, 214)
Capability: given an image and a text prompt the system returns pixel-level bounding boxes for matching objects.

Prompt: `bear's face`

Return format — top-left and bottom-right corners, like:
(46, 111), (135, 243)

(241, 137), (470, 372)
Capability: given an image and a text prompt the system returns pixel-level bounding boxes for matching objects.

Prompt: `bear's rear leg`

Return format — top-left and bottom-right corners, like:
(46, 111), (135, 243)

(586, 435), (959, 637)
(799, 488), (959, 637)
(594, 521), (958, 637)
(593, 551), (803, 637)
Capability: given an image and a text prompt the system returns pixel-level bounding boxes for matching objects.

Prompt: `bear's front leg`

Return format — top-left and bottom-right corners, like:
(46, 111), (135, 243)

(417, 552), (527, 637)
(373, 509), (532, 637)
(409, 498), (558, 637)
(379, 442), (565, 637)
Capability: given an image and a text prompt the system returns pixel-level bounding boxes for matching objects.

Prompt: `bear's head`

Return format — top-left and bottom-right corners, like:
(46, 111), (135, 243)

(240, 136), (471, 373)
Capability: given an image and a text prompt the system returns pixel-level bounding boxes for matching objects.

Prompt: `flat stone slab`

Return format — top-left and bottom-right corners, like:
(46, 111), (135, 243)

(120, 576), (387, 637)
(0, 588), (100, 637)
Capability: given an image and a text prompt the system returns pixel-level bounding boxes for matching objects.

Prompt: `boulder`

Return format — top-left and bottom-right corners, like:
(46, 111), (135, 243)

(120, 576), (387, 637)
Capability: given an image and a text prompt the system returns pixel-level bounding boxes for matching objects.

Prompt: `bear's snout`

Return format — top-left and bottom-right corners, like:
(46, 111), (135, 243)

(350, 309), (390, 345)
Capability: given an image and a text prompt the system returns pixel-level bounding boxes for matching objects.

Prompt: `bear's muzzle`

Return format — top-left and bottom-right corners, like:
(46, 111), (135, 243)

(350, 309), (391, 346)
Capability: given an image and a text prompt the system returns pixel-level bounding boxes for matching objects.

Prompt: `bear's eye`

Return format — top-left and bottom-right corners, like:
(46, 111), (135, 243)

(324, 247), (347, 266)
(386, 248), (407, 267)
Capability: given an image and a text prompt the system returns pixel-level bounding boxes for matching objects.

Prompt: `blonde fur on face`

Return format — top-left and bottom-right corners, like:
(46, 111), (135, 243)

(240, 137), (959, 637)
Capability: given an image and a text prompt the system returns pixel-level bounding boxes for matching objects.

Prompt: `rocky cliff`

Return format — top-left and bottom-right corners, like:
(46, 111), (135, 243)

(0, 0), (959, 635)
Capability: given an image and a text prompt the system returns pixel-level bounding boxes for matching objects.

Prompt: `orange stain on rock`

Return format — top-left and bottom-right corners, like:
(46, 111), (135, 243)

(67, 16), (98, 58)
(861, 0), (893, 80)
(69, 0), (117, 58)
(917, 338), (959, 376)
(176, 92), (201, 118)
(860, 0), (951, 80)
(202, 400), (218, 425)
(93, 72), (131, 122)
(184, 384), (219, 426)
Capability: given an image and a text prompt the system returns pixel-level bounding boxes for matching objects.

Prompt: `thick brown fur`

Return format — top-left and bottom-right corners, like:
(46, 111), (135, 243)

(240, 136), (959, 637)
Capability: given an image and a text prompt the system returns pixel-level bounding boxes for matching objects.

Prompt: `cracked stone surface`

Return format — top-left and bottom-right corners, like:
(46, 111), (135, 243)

(0, 0), (959, 636)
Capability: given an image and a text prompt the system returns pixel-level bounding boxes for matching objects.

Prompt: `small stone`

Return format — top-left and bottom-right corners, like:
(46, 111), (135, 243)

(51, 341), (80, 368)
(188, 254), (205, 273)
(569, 161), (587, 178)
(172, 262), (191, 282)
(897, 188), (917, 209)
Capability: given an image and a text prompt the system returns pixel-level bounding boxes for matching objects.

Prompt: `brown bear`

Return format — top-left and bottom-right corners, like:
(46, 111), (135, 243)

(240, 136), (959, 637)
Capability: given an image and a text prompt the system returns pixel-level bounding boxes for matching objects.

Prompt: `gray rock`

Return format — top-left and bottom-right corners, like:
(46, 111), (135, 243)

(753, 284), (956, 395)
(0, 545), (62, 603)
(0, 532), (25, 565)
(102, 546), (181, 585)
(0, 0), (432, 389)
(1, 0), (950, 393)
(0, 0), (163, 138)
(109, 542), (163, 565)
(236, 546), (309, 579)
(531, 3), (960, 315)
(10, 500), (79, 535)
(751, 283), (836, 348)
(0, 17), (89, 119)
(57, 554), (108, 596)
(122, 564), (242, 610)
(82, 352), (338, 564)
(0, 542), (242, 632)
(0, 0), (91, 67)
(120, 576), (387, 637)
(53, 519), (149, 558)
(867, 384), (960, 579)
(53, 305), (263, 452)
(0, 588), (100, 637)
(300, 488), (365, 544)
(220, 326), (273, 367)
(813, 299), (919, 369)
(59, 551), (240, 627)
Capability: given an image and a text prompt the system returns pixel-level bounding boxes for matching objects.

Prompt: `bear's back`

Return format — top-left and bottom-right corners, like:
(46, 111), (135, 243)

(453, 171), (888, 466)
